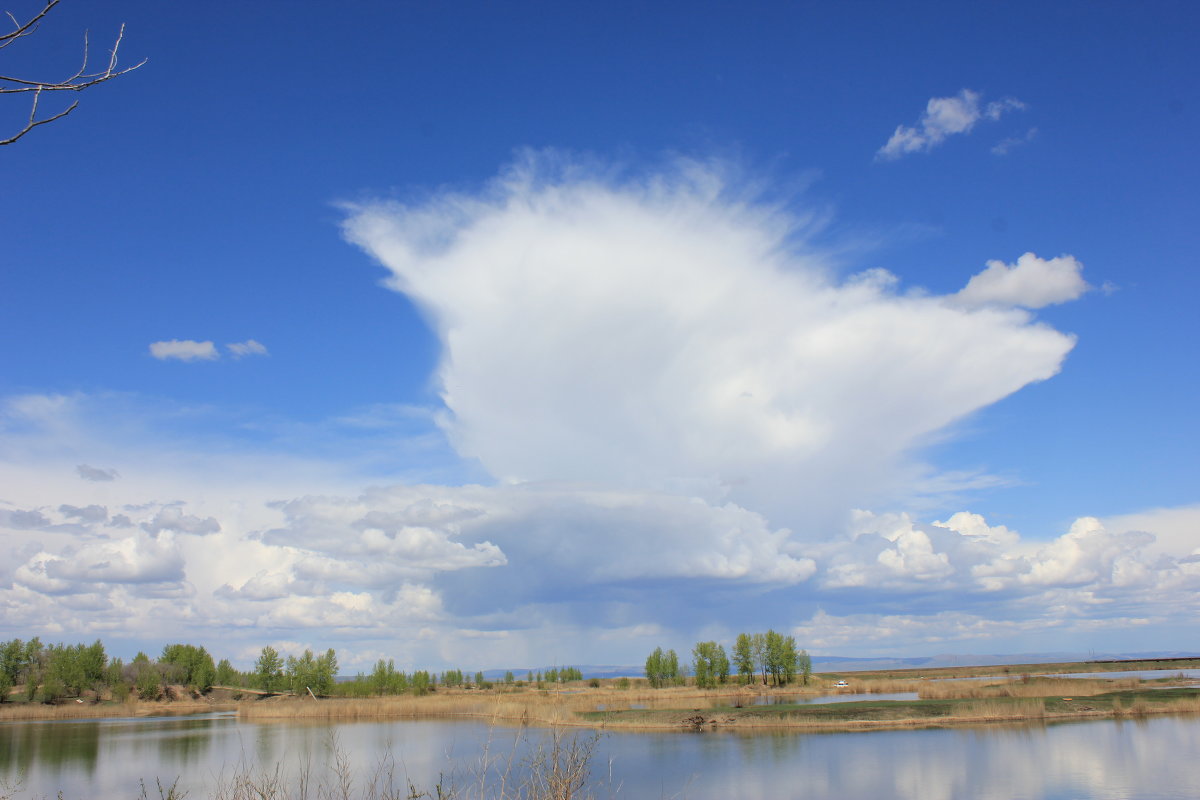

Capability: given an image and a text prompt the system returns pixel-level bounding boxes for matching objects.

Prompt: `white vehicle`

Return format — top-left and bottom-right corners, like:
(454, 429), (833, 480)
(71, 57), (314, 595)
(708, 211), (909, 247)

(834, 680), (849, 688)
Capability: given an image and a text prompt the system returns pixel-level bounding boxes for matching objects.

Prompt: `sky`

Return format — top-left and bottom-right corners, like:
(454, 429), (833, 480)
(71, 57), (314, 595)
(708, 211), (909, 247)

(1, 0), (1198, 673)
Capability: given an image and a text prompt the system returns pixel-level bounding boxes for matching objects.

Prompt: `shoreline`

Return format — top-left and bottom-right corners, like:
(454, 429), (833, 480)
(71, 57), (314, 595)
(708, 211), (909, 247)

(4, 658), (1199, 733)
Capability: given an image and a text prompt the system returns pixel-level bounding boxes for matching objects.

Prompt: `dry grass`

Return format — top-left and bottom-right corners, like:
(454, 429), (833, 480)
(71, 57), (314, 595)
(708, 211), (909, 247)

(238, 691), (591, 728)
(0, 698), (231, 722)
(959, 699), (1047, 721)
(917, 677), (1138, 700)
(827, 678), (922, 694)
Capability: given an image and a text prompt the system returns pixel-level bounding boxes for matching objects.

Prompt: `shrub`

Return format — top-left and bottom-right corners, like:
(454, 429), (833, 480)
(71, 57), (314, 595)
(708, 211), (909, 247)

(136, 668), (162, 700)
(40, 676), (65, 704)
(588, 678), (600, 688)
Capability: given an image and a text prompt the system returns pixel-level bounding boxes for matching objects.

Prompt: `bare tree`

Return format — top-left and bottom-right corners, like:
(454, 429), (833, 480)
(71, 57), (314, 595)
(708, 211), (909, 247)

(1, 0), (143, 145)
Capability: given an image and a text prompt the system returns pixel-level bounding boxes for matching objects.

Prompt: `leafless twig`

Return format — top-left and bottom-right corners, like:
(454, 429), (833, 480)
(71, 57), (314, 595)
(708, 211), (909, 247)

(1, 0), (144, 145)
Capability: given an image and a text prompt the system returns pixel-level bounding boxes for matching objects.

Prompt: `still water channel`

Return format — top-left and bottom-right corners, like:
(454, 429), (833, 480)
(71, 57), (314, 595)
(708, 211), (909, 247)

(2, 712), (1199, 799)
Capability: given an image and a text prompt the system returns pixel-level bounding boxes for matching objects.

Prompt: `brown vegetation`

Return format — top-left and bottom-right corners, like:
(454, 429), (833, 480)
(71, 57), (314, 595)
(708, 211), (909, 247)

(916, 677), (1140, 700)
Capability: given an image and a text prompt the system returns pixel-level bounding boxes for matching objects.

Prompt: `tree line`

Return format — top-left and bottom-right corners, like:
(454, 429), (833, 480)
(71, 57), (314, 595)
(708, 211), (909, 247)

(0, 636), (594, 704)
(645, 630), (812, 689)
(329, 662), (586, 697)
(0, 637), (235, 703)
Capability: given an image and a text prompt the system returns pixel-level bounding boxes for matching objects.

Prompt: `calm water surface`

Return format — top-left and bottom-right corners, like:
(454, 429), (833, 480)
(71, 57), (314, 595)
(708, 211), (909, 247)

(3, 712), (1199, 799)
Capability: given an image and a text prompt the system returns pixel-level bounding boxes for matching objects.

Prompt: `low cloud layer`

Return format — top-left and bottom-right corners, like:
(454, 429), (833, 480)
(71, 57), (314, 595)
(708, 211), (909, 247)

(877, 90), (1026, 160)
(3, 463), (1199, 667)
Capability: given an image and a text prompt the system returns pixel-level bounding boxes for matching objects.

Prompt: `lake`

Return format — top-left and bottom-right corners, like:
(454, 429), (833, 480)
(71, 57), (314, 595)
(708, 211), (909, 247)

(3, 711), (1199, 799)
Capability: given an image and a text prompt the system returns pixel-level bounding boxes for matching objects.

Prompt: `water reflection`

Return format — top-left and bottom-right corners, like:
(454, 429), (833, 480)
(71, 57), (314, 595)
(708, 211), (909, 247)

(2, 712), (1199, 799)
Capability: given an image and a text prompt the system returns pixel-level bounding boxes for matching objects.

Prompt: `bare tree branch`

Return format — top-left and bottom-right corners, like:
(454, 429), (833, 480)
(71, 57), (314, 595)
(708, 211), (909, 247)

(1, 1), (144, 145)
(0, 0), (56, 50)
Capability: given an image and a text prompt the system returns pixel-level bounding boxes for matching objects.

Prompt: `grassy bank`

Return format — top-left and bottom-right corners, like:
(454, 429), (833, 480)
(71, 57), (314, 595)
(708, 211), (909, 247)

(834, 657), (1200, 682)
(578, 687), (1200, 731)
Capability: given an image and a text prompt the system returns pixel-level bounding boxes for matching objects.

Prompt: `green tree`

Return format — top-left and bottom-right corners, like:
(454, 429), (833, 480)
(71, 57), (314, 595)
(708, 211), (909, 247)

(751, 633), (768, 685)
(504, 670), (515, 684)
(254, 646), (284, 692)
(692, 641), (730, 688)
(81, 640), (107, 687)
(45, 643), (85, 695)
(215, 658), (238, 687)
(315, 649), (338, 695)
(411, 670), (432, 695)
(161, 644), (216, 692)
(283, 648), (337, 696)
(645, 647), (681, 688)
(105, 657), (124, 688)
(733, 633), (755, 684)
(130, 653), (162, 700)
(798, 649), (812, 685)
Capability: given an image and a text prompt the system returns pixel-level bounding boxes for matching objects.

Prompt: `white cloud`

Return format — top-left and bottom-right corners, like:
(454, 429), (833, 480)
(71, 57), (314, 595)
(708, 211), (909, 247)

(877, 90), (1026, 160)
(344, 155), (1077, 530)
(952, 252), (1090, 309)
(2, 420), (1200, 664)
(141, 506), (221, 536)
(149, 339), (219, 361)
(1102, 504), (1200, 557)
(14, 532), (187, 593)
(227, 339), (269, 358)
(992, 127), (1038, 156)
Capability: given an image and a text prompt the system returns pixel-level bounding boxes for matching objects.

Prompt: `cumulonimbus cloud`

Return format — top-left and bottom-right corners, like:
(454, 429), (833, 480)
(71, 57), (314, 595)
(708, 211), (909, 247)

(343, 154), (1079, 531)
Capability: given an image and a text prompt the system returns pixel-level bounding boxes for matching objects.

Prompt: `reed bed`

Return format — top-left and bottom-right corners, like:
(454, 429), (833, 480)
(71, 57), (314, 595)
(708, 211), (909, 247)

(0, 699), (231, 722)
(238, 691), (595, 728)
(832, 678), (924, 694)
(960, 699), (1047, 721)
(917, 677), (1138, 700)
(0, 702), (131, 722)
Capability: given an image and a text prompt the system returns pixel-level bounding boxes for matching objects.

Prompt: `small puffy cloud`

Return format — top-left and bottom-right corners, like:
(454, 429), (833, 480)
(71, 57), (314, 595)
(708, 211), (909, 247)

(933, 511), (1019, 547)
(149, 339), (219, 361)
(77, 464), (118, 482)
(953, 253), (1090, 309)
(877, 89), (1026, 160)
(227, 339), (269, 358)
(141, 506), (221, 536)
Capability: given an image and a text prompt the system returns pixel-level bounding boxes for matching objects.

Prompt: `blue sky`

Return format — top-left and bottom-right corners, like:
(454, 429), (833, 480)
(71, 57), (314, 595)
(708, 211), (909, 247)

(1, 0), (1198, 671)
